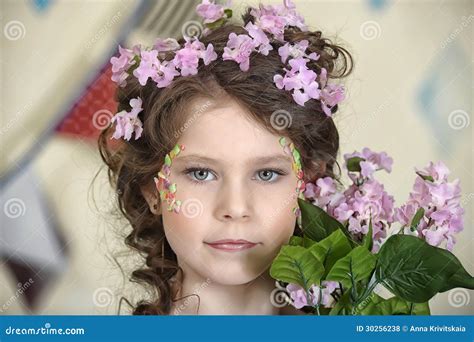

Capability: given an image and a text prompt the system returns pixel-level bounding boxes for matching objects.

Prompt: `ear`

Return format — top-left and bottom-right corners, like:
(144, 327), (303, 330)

(140, 182), (161, 215)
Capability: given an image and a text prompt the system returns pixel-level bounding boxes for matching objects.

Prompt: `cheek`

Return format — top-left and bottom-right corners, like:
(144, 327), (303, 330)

(254, 182), (298, 245)
(161, 205), (207, 262)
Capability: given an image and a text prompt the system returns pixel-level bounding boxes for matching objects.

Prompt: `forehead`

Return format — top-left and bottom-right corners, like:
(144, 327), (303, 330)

(175, 97), (291, 166)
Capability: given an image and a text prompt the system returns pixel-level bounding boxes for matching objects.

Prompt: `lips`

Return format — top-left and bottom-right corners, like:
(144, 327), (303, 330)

(205, 239), (259, 252)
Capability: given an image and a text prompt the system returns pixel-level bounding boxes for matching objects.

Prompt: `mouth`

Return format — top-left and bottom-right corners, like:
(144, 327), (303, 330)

(204, 239), (260, 252)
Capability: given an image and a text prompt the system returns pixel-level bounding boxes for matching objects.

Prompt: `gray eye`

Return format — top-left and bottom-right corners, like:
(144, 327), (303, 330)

(193, 170), (209, 181)
(257, 170), (276, 182)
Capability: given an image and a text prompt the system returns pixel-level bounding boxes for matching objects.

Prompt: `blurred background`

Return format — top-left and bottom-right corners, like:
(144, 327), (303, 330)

(0, 0), (472, 315)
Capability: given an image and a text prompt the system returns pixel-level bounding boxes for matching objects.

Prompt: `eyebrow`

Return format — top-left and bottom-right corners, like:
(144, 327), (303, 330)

(174, 154), (293, 167)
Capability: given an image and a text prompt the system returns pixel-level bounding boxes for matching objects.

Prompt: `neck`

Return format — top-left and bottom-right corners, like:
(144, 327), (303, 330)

(170, 262), (280, 315)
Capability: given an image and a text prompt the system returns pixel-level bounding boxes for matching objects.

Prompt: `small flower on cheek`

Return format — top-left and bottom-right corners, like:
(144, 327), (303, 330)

(279, 136), (306, 228)
(154, 144), (186, 213)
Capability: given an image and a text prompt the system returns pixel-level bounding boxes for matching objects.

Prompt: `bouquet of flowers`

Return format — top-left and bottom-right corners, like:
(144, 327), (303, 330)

(270, 148), (473, 315)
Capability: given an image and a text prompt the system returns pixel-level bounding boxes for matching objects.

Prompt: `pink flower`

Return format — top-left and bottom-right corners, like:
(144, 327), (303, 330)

(173, 38), (218, 76)
(250, 1), (307, 41)
(111, 97), (144, 141)
(394, 202), (419, 227)
(415, 161), (450, 182)
(423, 226), (450, 248)
(286, 283), (309, 309)
(257, 14), (287, 41)
(278, 40), (319, 64)
(153, 38), (180, 53)
(222, 32), (255, 71)
(131, 48), (180, 88)
(318, 281), (340, 308)
(202, 43), (218, 64)
(320, 83), (345, 116)
(244, 22), (273, 56)
(303, 182), (318, 199)
(133, 49), (160, 86)
(334, 202), (354, 221)
(317, 68), (346, 116)
(348, 216), (369, 235)
(316, 177), (337, 196)
(196, 0), (231, 24)
(110, 45), (137, 87)
(307, 175), (394, 246)
(154, 60), (180, 88)
(173, 43), (200, 76)
(274, 57), (321, 106)
(286, 281), (339, 309)
(394, 161), (464, 251)
(344, 147), (393, 181)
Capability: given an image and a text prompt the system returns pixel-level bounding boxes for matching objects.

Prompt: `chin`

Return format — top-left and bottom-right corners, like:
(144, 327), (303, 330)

(202, 262), (265, 286)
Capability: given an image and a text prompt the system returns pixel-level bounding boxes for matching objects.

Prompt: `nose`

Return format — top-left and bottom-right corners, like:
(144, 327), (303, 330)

(214, 177), (253, 222)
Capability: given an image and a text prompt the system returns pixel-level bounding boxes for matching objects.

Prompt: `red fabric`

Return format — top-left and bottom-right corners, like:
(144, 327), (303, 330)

(56, 66), (118, 140)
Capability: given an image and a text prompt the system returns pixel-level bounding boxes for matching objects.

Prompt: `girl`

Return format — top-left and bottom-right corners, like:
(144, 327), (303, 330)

(98, 0), (352, 315)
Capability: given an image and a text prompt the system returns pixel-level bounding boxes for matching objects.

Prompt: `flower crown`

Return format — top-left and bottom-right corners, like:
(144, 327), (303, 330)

(109, 0), (345, 141)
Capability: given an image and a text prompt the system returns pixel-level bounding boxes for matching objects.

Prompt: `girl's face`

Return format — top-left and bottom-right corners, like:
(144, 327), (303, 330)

(159, 97), (300, 285)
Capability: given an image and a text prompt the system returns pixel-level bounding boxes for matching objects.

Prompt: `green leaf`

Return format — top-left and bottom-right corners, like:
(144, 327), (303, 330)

(362, 217), (373, 251)
(415, 171), (434, 182)
(270, 245), (325, 291)
(410, 207), (425, 231)
(309, 230), (352, 278)
(328, 288), (352, 315)
(325, 246), (377, 291)
(376, 235), (474, 303)
(355, 293), (430, 315)
(288, 236), (303, 246)
(439, 265), (474, 292)
(288, 235), (318, 248)
(298, 198), (345, 242)
(205, 17), (226, 30)
(223, 8), (233, 18)
(346, 157), (366, 172)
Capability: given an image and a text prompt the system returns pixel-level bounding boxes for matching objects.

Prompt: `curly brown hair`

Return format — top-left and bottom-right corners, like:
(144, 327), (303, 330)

(97, 7), (353, 315)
